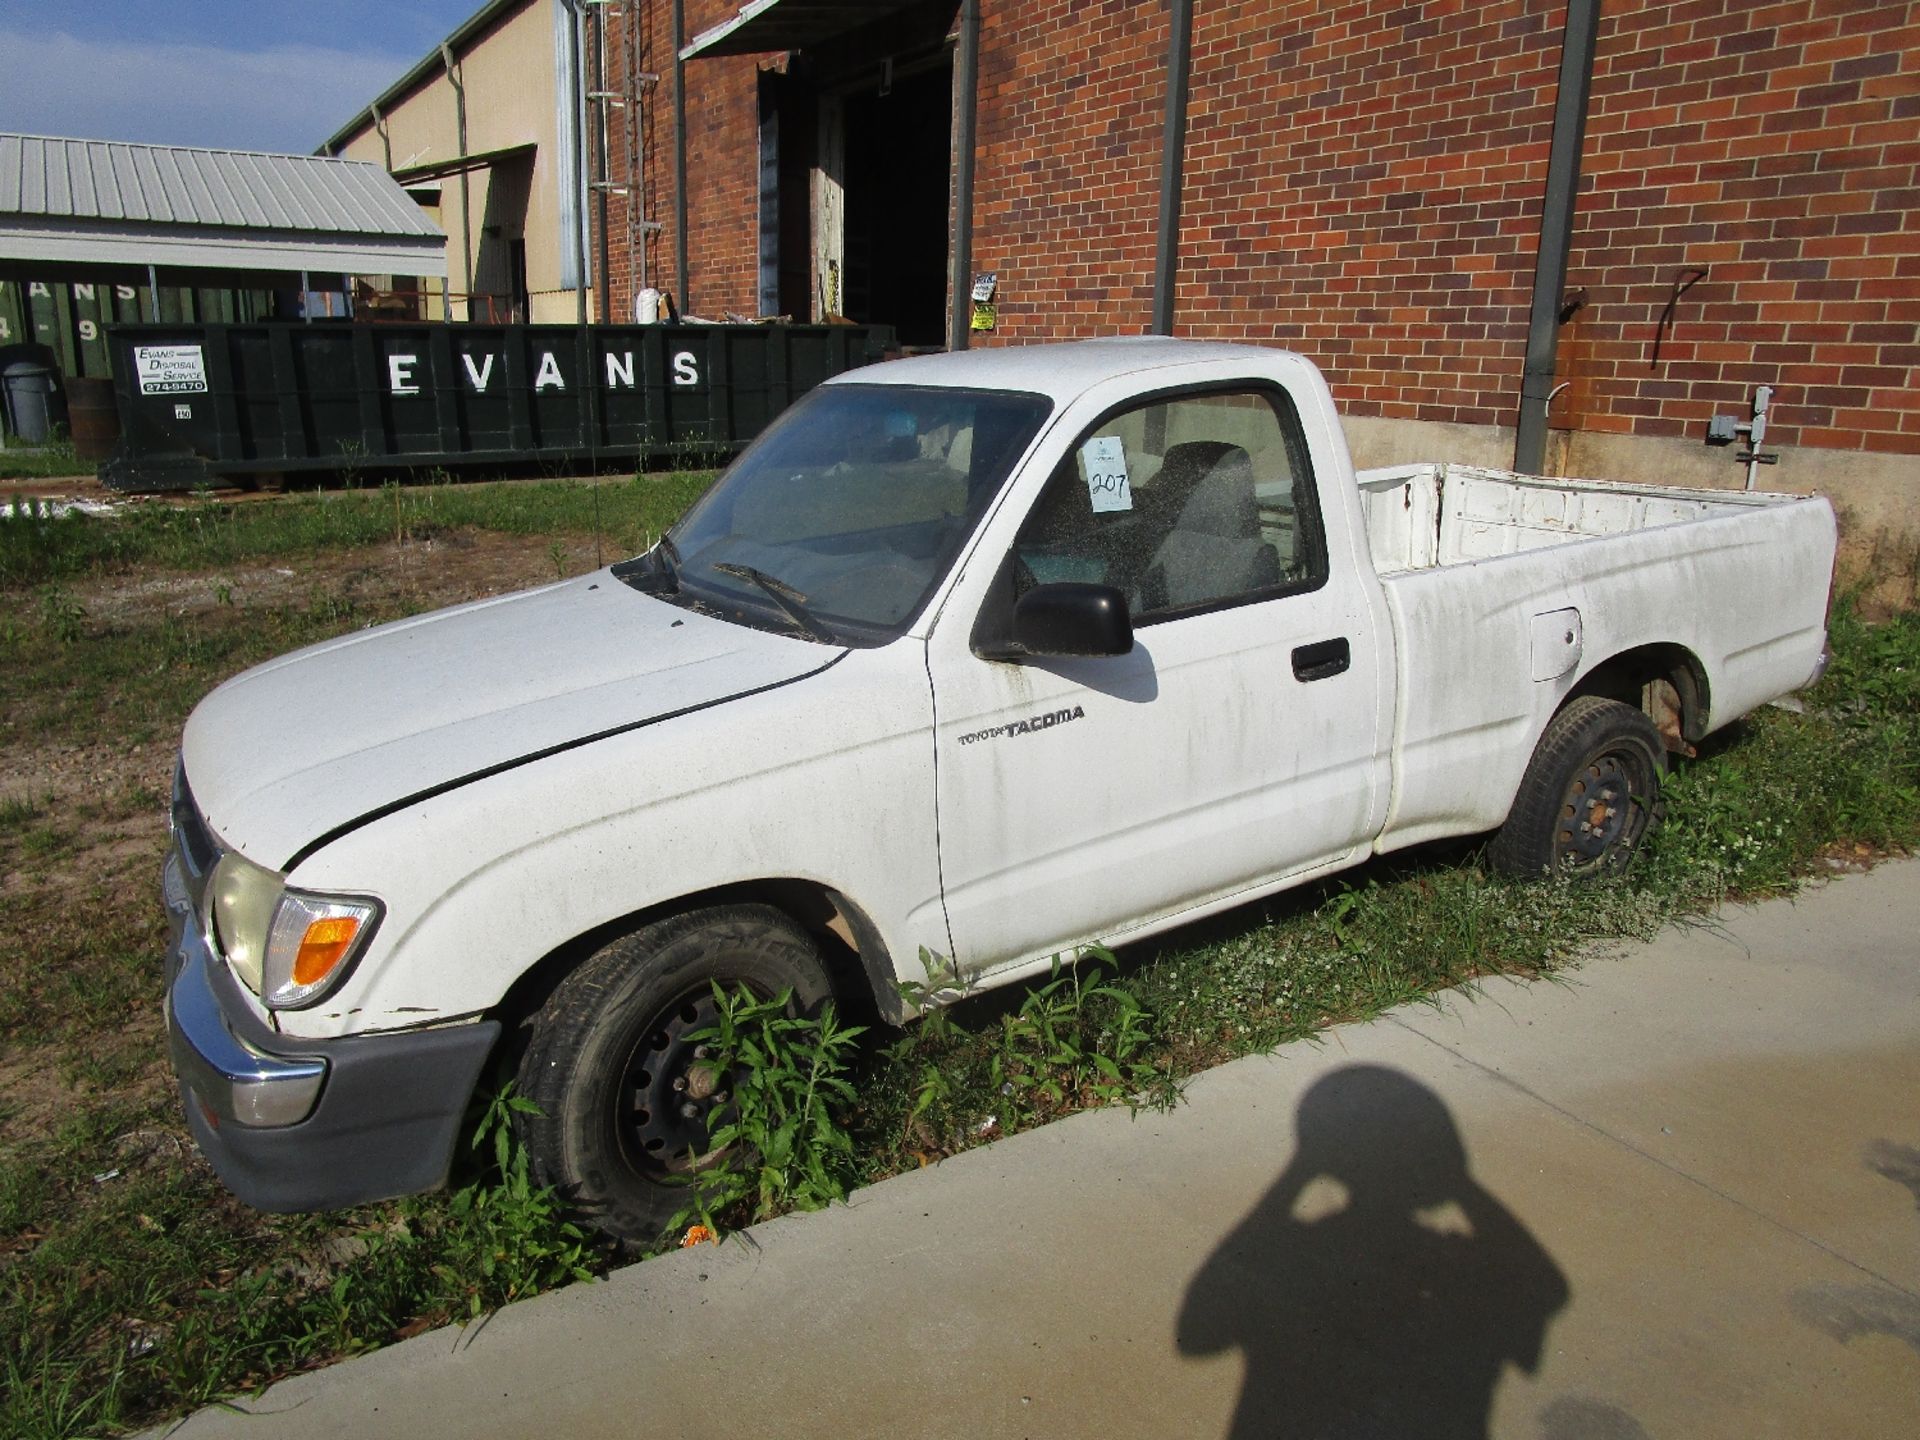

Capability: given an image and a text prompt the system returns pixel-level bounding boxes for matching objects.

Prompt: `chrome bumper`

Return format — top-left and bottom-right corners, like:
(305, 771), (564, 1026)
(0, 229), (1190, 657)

(164, 851), (325, 1129)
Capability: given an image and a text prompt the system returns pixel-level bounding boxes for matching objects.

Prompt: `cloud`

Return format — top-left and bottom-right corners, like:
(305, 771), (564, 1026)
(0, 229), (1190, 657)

(0, 28), (415, 154)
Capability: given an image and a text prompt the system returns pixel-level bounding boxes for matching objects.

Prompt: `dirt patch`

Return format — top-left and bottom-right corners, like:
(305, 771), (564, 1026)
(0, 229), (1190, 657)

(0, 742), (173, 815)
(65, 526), (603, 626)
(3, 529), (598, 813)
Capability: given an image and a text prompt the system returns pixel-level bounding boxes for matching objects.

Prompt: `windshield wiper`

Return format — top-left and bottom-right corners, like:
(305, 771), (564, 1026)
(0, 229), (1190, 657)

(711, 562), (835, 643)
(653, 533), (683, 593)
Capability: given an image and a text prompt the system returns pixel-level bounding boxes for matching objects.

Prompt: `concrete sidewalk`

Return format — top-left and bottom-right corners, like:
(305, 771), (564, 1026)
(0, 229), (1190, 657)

(164, 864), (1920, 1440)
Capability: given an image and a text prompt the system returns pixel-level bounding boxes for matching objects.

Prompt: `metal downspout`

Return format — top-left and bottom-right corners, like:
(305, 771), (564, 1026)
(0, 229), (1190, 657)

(1151, 0), (1194, 336)
(673, 0), (690, 314)
(439, 44), (476, 318)
(1514, 0), (1602, 475)
(572, 2), (591, 329)
(949, 0), (981, 352)
(591, 4), (612, 323)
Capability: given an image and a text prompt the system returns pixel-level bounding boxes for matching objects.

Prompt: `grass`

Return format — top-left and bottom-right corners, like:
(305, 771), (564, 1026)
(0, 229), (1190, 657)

(0, 471), (713, 591)
(0, 476), (1915, 1435)
(0, 437), (87, 482)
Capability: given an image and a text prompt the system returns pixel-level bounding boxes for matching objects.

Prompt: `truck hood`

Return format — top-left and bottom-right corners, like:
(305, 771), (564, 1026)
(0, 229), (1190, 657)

(180, 573), (837, 869)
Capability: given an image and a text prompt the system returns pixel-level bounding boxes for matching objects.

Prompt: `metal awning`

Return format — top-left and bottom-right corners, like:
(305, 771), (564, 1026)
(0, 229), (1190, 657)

(681, 0), (926, 60)
(0, 134), (447, 277)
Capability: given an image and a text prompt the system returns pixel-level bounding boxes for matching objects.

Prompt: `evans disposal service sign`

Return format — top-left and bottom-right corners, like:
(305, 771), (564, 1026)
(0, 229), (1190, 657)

(133, 345), (209, 395)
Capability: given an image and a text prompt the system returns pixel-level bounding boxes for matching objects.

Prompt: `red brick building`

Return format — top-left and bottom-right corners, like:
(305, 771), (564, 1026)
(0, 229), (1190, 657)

(593, 0), (1918, 560)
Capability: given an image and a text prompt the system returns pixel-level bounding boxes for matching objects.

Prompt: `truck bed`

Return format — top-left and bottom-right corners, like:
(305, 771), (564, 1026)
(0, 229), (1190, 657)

(1355, 463), (1836, 856)
(1356, 463), (1814, 575)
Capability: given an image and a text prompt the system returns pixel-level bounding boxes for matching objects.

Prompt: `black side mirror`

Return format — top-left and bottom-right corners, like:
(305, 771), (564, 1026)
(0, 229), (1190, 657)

(977, 582), (1133, 661)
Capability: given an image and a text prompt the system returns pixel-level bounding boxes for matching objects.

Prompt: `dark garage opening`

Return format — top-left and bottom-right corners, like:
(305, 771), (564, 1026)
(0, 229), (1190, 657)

(841, 59), (952, 348)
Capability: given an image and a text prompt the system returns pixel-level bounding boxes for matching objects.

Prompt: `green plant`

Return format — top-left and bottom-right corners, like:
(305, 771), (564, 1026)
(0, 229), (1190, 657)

(671, 984), (867, 1237)
(988, 954), (1166, 1119)
(37, 584), (86, 644)
(419, 1085), (598, 1316)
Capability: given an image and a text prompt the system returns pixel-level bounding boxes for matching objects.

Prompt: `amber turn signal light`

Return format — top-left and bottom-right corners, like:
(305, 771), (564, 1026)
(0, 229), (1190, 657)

(292, 916), (363, 986)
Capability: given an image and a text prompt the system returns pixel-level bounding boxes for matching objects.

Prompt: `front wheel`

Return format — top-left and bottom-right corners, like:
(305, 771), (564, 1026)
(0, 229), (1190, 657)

(515, 904), (832, 1246)
(1488, 696), (1667, 878)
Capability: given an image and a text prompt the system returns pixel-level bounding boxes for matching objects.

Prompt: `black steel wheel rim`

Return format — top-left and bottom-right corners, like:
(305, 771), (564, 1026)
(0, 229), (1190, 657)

(1554, 748), (1653, 871)
(616, 982), (746, 1179)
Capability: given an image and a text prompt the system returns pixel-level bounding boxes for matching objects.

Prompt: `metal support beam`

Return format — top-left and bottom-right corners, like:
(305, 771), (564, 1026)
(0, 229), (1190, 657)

(1515, 0), (1602, 475)
(1151, 0), (1194, 336)
(673, 0), (690, 313)
(949, 0), (981, 352)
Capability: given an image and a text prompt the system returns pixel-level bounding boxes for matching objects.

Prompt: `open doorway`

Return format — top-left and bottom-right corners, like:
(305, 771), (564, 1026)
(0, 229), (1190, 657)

(841, 60), (952, 347)
(758, 50), (954, 348)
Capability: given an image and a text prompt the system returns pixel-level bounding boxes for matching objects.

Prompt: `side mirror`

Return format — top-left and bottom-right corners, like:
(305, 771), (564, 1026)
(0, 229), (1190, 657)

(978, 582), (1133, 661)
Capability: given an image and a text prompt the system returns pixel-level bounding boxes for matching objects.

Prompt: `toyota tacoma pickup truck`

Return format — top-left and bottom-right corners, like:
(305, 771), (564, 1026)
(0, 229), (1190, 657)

(163, 338), (1836, 1242)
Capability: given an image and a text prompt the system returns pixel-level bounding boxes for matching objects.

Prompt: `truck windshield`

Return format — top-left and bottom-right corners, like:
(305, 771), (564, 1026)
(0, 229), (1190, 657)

(646, 383), (1051, 643)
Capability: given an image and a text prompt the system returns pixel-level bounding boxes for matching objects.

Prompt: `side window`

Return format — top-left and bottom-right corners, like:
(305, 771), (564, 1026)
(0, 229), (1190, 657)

(1012, 387), (1327, 624)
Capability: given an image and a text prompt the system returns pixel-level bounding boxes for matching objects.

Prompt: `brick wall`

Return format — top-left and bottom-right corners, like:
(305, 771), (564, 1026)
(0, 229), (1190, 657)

(969, 0), (1169, 339)
(600, 0), (765, 323)
(1167, 0), (1562, 430)
(1566, 0), (1919, 455)
(601, 0), (1919, 457)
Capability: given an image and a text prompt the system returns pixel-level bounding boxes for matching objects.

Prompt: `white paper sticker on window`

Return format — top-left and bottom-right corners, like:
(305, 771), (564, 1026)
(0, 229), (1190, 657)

(133, 344), (208, 395)
(1081, 435), (1133, 514)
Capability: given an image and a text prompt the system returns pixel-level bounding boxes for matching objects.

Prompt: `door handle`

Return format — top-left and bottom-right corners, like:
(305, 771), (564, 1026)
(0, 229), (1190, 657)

(1292, 637), (1350, 682)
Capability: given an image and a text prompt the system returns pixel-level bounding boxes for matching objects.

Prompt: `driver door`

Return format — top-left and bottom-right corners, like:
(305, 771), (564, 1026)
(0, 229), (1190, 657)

(927, 382), (1386, 976)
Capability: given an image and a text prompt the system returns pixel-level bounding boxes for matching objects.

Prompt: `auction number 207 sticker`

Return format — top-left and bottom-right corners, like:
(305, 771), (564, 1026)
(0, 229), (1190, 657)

(1081, 435), (1133, 513)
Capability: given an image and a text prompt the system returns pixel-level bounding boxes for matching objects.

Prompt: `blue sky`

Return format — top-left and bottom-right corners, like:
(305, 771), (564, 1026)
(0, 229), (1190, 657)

(0, 1), (488, 153)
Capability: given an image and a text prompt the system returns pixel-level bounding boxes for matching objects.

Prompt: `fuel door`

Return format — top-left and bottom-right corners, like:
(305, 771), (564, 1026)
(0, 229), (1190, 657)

(1530, 607), (1583, 682)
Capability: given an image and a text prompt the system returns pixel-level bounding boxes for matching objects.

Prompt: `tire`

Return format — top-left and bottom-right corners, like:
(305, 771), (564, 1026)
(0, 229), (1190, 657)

(515, 904), (832, 1246)
(1488, 696), (1667, 879)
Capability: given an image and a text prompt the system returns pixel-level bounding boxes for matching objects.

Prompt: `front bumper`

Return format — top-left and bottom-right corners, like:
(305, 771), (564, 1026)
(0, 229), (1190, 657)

(164, 852), (500, 1212)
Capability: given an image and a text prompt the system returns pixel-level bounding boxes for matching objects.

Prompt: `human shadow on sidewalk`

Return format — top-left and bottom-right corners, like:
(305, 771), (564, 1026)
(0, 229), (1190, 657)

(1177, 1064), (1569, 1439)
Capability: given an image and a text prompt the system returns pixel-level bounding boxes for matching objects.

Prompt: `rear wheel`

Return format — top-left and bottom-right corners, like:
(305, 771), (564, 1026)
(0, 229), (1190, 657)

(515, 904), (831, 1246)
(1489, 696), (1667, 878)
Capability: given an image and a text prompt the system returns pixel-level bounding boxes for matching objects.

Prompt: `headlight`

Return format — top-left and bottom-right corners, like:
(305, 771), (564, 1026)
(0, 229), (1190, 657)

(262, 890), (383, 1010)
(207, 850), (286, 993)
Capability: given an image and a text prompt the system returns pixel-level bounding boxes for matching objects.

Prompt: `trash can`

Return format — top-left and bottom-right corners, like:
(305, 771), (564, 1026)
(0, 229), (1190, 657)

(2, 359), (64, 444)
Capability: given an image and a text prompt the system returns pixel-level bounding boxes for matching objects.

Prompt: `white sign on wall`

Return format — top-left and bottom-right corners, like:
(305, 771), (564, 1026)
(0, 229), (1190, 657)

(133, 344), (209, 395)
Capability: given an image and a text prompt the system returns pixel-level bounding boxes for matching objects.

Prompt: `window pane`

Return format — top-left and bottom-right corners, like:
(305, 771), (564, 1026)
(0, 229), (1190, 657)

(667, 384), (1052, 638)
(1013, 388), (1324, 622)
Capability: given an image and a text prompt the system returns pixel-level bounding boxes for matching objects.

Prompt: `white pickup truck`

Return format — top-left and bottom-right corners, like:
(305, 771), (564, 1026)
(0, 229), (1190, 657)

(163, 338), (1836, 1242)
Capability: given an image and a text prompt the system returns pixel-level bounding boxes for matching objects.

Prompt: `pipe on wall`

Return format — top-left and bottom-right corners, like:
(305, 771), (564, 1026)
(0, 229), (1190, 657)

(591, 5), (612, 324)
(439, 44), (477, 317)
(949, 0), (982, 351)
(673, 0), (690, 314)
(1514, 0), (1602, 475)
(1151, 0), (1194, 337)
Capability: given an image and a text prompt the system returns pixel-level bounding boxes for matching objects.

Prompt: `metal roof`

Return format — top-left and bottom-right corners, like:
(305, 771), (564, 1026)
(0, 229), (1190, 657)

(0, 133), (446, 277)
(682, 0), (929, 60)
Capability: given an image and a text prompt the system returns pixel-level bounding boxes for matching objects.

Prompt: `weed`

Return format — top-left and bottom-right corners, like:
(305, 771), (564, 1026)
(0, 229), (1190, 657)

(671, 984), (867, 1238)
(37, 585), (86, 644)
(0, 795), (41, 831)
